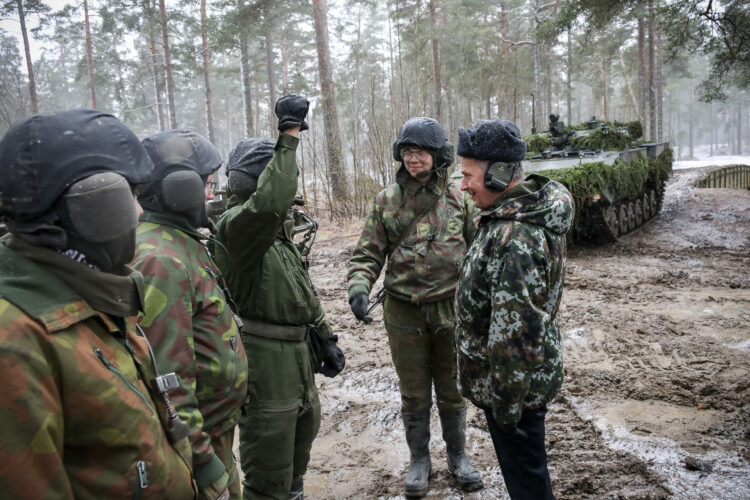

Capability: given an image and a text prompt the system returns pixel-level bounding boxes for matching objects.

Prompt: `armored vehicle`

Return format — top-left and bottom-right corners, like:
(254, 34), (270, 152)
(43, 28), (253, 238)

(523, 117), (672, 244)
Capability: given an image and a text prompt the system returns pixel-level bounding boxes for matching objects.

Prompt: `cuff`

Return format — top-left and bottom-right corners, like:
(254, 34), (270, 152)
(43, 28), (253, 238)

(194, 453), (226, 488)
(348, 284), (370, 301)
(275, 133), (299, 151)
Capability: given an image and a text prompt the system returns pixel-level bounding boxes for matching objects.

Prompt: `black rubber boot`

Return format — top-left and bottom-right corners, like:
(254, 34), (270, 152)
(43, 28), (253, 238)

(289, 476), (303, 499)
(402, 410), (432, 497)
(439, 407), (484, 491)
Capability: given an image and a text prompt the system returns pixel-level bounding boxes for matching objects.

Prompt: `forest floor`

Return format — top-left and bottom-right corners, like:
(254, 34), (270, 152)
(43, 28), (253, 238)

(236, 164), (750, 499)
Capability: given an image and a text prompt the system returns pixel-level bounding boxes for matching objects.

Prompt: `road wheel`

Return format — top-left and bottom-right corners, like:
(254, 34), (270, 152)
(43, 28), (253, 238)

(635, 199), (643, 226)
(619, 204), (628, 235)
(627, 201), (636, 231)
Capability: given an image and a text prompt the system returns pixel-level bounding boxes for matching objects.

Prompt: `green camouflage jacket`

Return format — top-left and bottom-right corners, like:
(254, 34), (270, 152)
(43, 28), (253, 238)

(215, 134), (332, 338)
(455, 174), (573, 428)
(133, 211), (248, 490)
(348, 167), (477, 304)
(0, 235), (195, 499)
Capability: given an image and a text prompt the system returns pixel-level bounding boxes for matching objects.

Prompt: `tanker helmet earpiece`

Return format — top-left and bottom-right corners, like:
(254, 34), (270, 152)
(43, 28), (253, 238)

(484, 161), (516, 192)
(161, 170), (206, 215)
(58, 171), (139, 271)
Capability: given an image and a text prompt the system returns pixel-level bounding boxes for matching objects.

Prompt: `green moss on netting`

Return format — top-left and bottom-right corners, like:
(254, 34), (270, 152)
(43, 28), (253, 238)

(523, 134), (551, 153)
(624, 120), (643, 140)
(656, 147), (674, 182)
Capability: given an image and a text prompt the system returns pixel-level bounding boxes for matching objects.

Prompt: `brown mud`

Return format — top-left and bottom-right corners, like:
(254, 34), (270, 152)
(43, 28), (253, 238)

(239, 166), (750, 499)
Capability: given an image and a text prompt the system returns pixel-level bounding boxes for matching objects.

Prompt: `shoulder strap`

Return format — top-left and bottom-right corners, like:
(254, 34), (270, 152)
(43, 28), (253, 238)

(388, 188), (444, 255)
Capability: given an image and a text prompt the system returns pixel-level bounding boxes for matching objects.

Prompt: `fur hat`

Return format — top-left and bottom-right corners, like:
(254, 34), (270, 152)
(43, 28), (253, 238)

(457, 119), (526, 162)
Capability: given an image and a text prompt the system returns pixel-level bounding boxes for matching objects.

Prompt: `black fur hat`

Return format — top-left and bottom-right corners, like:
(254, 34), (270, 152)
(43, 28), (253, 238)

(457, 119), (526, 162)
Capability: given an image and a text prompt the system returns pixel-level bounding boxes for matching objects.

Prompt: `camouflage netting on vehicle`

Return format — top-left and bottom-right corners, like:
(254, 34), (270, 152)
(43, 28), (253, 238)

(539, 148), (673, 235)
(569, 128), (630, 151)
(523, 134), (552, 154)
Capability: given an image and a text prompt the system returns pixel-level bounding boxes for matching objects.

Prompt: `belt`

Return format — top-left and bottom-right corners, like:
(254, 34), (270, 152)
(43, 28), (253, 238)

(240, 317), (307, 342)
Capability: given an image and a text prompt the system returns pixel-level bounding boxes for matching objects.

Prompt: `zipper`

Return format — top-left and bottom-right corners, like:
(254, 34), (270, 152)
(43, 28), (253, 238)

(136, 460), (148, 489)
(227, 336), (238, 396)
(94, 348), (154, 415)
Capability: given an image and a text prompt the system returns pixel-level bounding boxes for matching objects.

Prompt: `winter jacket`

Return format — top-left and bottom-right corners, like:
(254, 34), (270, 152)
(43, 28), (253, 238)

(133, 210), (248, 493)
(348, 166), (477, 304)
(0, 235), (195, 500)
(455, 174), (574, 428)
(214, 133), (332, 338)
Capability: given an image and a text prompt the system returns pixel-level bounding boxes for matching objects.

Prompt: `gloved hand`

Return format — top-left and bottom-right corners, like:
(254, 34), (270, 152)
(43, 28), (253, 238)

(275, 95), (309, 132)
(349, 293), (372, 324)
(320, 335), (345, 378)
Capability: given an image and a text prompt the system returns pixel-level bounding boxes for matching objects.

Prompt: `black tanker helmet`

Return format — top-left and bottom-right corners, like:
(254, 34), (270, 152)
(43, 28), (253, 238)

(0, 109), (153, 272)
(225, 138), (276, 201)
(392, 117), (454, 171)
(139, 129), (222, 229)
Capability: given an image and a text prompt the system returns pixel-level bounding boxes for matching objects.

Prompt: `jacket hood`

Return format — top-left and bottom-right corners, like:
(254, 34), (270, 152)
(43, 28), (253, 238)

(484, 174), (574, 235)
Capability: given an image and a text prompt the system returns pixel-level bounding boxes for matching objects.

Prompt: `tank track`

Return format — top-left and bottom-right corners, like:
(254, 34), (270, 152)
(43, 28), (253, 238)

(581, 180), (666, 244)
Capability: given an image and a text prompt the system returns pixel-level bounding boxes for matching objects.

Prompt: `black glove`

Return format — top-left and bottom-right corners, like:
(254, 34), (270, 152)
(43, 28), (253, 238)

(349, 293), (372, 324)
(320, 335), (345, 378)
(275, 95), (309, 132)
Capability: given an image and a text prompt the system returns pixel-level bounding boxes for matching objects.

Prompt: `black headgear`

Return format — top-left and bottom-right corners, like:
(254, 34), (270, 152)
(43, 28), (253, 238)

(457, 119), (526, 163)
(139, 129), (222, 228)
(225, 138), (276, 200)
(392, 117), (454, 170)
(0, 109), (153, 271)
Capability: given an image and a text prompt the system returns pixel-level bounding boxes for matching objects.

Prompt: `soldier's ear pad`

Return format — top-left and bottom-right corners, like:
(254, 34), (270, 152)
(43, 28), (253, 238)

(484, 162), (514, 192)
(436, 141), (454, 169)
(161, 170), (205, 214)
(392, 141), (402, 162)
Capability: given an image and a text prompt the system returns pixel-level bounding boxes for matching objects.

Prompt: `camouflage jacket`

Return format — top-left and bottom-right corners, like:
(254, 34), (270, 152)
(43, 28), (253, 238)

(455, 174), (573, 428)
(0, 235), (195, 499)
(215, 134), (332, 338)
(133, 211), (248, 490)
(348, 166), (477, 304)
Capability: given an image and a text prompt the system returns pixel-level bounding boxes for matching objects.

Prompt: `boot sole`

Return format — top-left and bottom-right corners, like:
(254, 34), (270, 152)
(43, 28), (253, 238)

(455, 478), (484, 492)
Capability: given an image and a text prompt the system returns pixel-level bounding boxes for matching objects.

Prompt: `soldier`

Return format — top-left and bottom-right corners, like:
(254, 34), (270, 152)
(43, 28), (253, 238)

(0, 110), (196, 499)
(347, 117), (483, 497)
(133, 129), (249, 500)
(454, 119), (574, 499)
(214, 95), (345, 500)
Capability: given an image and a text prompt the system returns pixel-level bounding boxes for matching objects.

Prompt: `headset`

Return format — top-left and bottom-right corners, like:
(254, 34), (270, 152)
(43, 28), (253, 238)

(484, 161), (517, 192)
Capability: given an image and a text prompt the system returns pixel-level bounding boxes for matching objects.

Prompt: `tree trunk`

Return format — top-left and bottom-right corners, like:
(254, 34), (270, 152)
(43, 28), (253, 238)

(17, 0), (38, 113)
(280, 40), (289, 94)
(602, 55), (608, 121)
(566, 29), (572, 123)
(265, 32), (277, 136)
(637, 12), (646, 124)
(648, 0), (656, 140)
(145, 0), (166, 131)
(689, 79), (694, 159)
(656, 23), (663, 141)
(532, 0), (540, 131)
(83, 0), (96, 109)
(311, 0), (347, 204)
(429, 0), (441, 121)
(237, 0), (252, 137)
(738, 93), (743, 155)
(158, 0), (177, 128)
(200, 0), (214, 142)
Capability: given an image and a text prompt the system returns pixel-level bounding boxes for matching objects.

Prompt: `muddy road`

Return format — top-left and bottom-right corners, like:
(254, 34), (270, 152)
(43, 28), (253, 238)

(242, 167), (750, 499)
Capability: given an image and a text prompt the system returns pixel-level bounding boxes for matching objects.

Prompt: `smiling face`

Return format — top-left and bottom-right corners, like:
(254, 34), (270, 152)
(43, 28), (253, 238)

(459, 157), (501, 209)
(401, 147), (434, 182)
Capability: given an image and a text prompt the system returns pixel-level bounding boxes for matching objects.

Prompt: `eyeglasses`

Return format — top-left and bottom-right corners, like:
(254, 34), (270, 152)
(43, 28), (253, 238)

(401, 149), (431, 161)
(207, 180), (218, 193)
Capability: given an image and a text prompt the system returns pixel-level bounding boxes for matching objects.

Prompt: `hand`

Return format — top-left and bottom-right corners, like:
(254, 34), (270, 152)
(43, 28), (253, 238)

(320, 335), (345, 378)
(275, 95), (309, 132)
(349, 293), (372, 324)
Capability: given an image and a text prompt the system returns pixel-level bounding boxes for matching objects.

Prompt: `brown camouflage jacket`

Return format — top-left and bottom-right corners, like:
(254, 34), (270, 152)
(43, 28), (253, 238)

(0, 235), (195, 499)
(133, 211), (248, 490)
(348, 166), (477, 304)
(455, 175), (574, 428)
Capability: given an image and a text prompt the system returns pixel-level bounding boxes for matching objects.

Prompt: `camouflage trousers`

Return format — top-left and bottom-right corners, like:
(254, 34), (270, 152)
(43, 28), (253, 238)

(211, 429), (241, 500)
(383, 295), (466, 413)
(238, 333), (321, 500)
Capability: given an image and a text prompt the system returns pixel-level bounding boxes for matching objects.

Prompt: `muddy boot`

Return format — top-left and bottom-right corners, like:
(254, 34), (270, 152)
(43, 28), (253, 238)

(289, 476), (303, 500)
(402, 410), (432, 497)
(439, 408), (484, 491)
